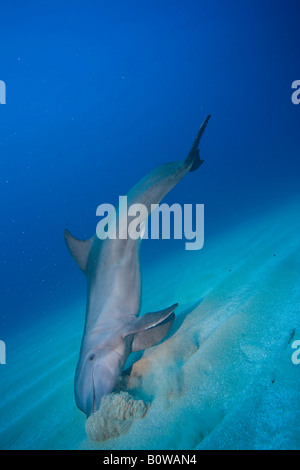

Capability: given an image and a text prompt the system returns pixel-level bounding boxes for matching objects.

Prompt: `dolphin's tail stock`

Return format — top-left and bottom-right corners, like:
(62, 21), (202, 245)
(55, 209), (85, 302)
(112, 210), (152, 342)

(186, 114), (211, 172)
(122, 114), (211, 224)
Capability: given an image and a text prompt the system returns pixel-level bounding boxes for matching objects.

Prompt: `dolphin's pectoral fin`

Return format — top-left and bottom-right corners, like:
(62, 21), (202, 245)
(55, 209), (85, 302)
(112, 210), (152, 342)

(131, 312), (175, 352)
(124, 303), (178, 351)
(64, 229), (93, 273)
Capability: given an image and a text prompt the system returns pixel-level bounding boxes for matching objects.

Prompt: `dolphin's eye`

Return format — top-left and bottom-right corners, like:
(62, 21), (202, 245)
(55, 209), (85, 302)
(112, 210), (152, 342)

(89, 354), (96, 361)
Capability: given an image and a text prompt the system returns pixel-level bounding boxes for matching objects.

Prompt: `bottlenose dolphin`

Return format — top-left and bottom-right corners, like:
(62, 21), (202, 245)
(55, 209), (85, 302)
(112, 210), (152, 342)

(65, 115), (211, 416)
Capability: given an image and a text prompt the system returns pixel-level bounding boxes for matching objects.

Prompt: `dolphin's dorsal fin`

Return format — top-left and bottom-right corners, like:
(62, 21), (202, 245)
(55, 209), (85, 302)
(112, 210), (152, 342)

(64, 229), (93, 273)
(124, 303), (177, 351)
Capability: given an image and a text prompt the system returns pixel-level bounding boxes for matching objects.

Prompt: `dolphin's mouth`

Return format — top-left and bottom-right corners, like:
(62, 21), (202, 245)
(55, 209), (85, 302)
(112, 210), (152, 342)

(91, 367), (96, 415)
(90, 362), (108, 415)
(90, 359), (119, 415)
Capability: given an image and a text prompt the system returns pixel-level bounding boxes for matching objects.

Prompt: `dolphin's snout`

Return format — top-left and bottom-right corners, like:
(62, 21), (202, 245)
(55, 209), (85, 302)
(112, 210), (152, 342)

(91, 362), (119, 414)
(75, 346), (124, 417)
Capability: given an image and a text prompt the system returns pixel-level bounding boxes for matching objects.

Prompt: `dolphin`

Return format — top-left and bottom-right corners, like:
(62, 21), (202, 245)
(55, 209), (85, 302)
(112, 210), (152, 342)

(65, 114), (211, 416)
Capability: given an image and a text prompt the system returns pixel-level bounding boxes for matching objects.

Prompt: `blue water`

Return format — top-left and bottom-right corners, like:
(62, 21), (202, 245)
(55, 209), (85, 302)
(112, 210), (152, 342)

(0, 0), (300, 450)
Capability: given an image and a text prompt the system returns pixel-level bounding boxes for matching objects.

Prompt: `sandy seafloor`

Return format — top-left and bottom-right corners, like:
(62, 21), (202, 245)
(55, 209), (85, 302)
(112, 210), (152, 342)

(0, 198), (299, 450)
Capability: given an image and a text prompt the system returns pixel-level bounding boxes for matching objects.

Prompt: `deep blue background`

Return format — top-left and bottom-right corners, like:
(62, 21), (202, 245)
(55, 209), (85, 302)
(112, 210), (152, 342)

(0, 0), (299, 334)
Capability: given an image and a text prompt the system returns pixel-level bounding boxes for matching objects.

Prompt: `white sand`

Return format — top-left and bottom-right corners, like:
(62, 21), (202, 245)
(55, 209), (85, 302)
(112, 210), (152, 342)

(0, 198), (299, 450)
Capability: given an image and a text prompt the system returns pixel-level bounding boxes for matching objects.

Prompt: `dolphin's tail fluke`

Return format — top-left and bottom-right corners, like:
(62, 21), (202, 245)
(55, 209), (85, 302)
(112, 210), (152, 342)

(186, 114), (211, 172)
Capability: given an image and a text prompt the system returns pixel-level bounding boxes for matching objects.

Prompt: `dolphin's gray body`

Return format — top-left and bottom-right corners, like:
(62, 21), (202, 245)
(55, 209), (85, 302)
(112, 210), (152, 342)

(65, 115), (211, 416)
